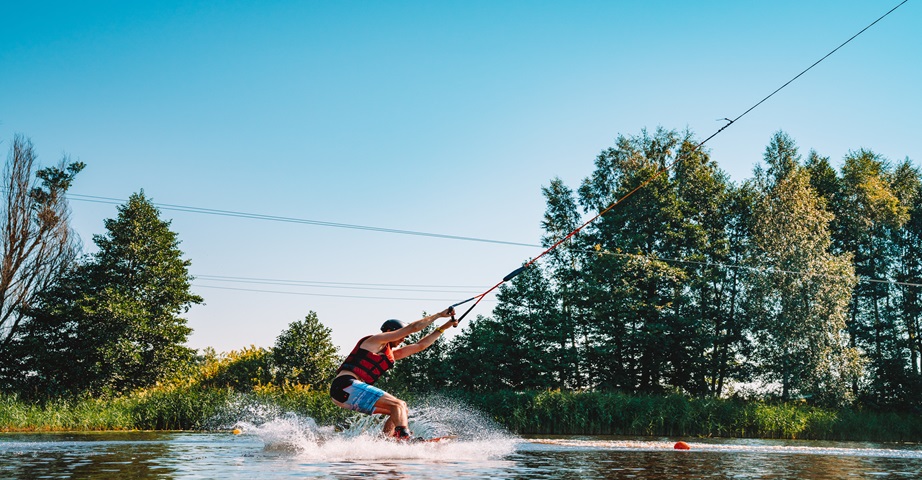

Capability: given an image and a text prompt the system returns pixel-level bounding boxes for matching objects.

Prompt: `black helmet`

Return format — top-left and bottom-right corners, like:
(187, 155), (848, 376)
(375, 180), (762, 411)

(381, 319), (406, 332)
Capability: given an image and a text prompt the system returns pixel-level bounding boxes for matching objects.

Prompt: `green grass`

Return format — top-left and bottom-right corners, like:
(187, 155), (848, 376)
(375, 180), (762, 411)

(0, 394), (135, 431)
(452, 390), (922, 442)
(2, 387), (920, 442)
(0, 385), (346, 432)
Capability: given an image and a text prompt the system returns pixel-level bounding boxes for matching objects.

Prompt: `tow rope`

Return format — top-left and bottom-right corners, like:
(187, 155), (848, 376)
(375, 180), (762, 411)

(445, 0), (908, 325)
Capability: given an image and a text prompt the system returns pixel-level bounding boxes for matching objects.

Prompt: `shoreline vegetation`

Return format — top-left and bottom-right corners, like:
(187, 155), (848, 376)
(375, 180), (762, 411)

(4, 134), (922, 447)
(2, 387), (920, 443)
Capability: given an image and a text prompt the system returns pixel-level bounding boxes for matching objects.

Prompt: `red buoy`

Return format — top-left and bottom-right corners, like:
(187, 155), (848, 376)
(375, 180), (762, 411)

(674, 441), (690, 450)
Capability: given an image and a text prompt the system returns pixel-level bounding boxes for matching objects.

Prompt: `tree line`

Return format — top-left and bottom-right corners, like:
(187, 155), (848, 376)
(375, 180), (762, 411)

(0, 135), (343, 401)
(1, 129), (920, 414)
(384, 128), (922, 411)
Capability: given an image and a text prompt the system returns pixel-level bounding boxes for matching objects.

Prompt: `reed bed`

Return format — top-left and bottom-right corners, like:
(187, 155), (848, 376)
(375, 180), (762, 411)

(0, 385), (343, 432)
(2, 388), (920, 442)
(454, 390), (922, 442)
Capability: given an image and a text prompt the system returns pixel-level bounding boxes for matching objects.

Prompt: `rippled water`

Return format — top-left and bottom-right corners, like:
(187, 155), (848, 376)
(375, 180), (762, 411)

(3, 398), (921, 479)
(3, 431), (922, 479)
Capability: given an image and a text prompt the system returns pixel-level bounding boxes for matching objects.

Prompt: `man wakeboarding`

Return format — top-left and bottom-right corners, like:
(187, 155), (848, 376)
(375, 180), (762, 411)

(329, 307), (457, 441)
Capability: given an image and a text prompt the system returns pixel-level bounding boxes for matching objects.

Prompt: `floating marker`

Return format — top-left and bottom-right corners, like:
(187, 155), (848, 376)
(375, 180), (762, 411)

(674, 441), (690, 450)
(232, 428), (242, 435)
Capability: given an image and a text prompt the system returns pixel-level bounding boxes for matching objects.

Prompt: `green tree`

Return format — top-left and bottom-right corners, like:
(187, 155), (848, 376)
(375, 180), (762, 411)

(541, 178), (586, 389)
(896, 163), (922, 381)
(670, 138), (744, 396)
(17, 191), (202, 396)
(198, 346), (273, 391)
(11, 269), (92, 398)
(878, 159), (922, 408)
(379, 318), (453, 393)
(827, 150), (909, 404)
(748, 132), (859, 404)
(491, 263), (569, 389)
(577, 128), (688, 393)
(804, 150), (840, 209)
(443, 314), (510, 391)
(710, 182), (758, 396)
(847, 151), (907, 354)
(272, 311), (340, 387)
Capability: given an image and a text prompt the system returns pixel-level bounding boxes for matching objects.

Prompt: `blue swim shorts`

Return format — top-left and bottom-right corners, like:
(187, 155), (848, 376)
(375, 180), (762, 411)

(330, 376), (386, 415)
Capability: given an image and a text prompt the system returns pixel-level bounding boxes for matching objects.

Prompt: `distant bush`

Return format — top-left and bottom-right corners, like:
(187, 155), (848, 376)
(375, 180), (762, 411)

(196, 346), (273, 392)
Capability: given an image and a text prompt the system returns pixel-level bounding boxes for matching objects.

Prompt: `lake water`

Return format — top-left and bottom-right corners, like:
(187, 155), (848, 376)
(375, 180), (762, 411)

(3, 431), (922, 479)
(2, 400), (921, 479)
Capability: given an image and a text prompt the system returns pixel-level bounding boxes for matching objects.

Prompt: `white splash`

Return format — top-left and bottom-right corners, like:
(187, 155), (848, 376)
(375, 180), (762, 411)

(231, 394), (519, 461)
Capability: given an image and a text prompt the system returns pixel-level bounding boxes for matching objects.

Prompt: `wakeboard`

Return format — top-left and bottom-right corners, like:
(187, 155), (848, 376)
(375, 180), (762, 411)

(397, 435), (457, 444)
(417, 435), (457, 443)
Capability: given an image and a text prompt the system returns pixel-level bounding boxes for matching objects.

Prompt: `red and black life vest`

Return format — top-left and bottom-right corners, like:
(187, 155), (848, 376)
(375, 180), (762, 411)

(337, 335), (395, 384)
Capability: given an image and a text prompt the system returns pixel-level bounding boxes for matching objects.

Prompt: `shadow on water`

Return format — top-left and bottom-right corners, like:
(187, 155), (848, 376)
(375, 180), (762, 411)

(512, 449), (878, 479)
(514, 437), (922, 479)
(0, 431), (179, 479)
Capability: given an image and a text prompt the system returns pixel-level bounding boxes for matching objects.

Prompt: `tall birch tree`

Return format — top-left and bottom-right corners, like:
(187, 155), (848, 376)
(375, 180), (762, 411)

(749, 132), (859, 404)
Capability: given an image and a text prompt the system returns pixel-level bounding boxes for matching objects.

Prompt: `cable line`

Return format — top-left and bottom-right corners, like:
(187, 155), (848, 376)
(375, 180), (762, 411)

(711, 0), (910, 144)
(447, 1), (910, 324)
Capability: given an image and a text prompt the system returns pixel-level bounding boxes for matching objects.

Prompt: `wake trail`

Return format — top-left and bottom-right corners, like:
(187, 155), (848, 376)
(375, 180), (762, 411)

(533, 438), (922, 460)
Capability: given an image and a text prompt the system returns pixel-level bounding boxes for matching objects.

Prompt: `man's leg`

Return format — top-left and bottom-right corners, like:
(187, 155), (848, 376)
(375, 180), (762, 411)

(373, 393), (408, 437)
(382, 415), (396, 435)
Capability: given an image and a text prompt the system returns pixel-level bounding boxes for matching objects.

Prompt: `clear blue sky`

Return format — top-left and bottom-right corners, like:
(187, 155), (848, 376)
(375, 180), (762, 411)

(2, 1), (919, 354)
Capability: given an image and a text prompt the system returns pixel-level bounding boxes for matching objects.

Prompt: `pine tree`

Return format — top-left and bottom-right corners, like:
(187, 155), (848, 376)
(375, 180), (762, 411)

(18, 191), (202, 396)
(671, 138), (739, 396)
(541, 177), (585, 388)
(577, 128), (686, 393)
(895, 164), (922, 380)
(877, 160), (922, 408)
(443, 314), (511, 391)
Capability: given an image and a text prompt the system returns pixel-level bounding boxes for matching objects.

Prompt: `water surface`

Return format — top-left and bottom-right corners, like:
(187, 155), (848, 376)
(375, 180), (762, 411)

(2, 431), (921, 479)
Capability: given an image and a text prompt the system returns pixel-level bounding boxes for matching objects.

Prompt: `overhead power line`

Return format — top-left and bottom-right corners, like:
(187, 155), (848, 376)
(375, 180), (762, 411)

(192, 284), (496, 303)
(66, 193), (542, 249)
(194, 274), (484, 294)
(195, 274), (486, 290)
